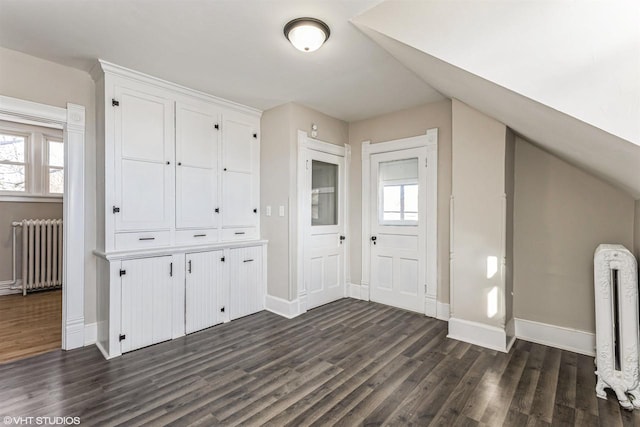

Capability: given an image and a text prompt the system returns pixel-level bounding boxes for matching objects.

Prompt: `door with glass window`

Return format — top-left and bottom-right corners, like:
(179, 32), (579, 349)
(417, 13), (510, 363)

(304, 150), (346, 310)
(370, 147), (427, 313)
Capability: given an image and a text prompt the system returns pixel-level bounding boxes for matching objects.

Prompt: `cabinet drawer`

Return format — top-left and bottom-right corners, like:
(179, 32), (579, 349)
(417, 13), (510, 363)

(176, 229), (219, 245)
(221, 227), (258, 242)
(115, 231), (171, 250)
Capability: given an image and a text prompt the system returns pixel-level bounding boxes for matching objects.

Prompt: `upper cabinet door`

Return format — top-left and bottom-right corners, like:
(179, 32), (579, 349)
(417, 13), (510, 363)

(222, 112), (260, 228)
(175, 102), (220, 230)
(114, 84), (174, 232)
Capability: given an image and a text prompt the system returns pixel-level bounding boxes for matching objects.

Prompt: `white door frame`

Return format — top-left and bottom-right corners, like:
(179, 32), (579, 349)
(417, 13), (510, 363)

(361, 129), (438, 317)
(0, 95), (86, 350)
(296, 130), (350, 314)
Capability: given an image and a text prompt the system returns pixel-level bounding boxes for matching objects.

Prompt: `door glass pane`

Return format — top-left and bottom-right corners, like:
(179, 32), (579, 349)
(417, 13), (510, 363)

(0, 164), (26, 191)
(311, 160), (338, 226)
(0, 133), (25, 163)
(379, 158), (418, 224)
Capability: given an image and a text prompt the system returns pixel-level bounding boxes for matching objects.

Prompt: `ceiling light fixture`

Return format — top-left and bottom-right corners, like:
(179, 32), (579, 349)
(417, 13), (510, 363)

(284, 17), (330, 52)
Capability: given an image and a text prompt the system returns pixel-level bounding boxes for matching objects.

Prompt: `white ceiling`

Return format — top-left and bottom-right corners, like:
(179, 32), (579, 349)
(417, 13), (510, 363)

(0, 0), (444, 122)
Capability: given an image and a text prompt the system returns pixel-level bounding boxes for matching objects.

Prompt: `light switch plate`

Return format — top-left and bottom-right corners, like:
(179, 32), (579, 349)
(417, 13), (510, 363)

(279, 205), (285, 217)
(266, 205), (271, 216)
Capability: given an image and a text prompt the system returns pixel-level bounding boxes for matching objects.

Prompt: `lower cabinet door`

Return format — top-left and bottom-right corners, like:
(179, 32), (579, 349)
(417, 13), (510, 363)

(229, 246), (264, 320)
(120, 256), (174, 353)
(186, 250), (224, 333)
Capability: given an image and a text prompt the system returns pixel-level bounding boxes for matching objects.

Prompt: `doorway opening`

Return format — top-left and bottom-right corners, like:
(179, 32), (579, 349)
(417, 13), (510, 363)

(0, 120), (64, 362)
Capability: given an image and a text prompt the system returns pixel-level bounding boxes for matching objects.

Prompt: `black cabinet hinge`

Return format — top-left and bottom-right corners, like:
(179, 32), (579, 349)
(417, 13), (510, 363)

(113, 206), (120, 214)
(253, 133), (258, 139)
(119, 269), (126, 276)
(220, 306), (225, 313)
(215, 208), (220, 213)
(220, 256), (225, 262)
(214, 124), (219, 130)
(112, 99), (119, 107)
(119, 334), (126, 341)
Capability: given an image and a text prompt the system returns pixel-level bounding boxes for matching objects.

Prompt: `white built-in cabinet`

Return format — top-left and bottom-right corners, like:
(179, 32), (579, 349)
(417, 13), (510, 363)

(93, 61), (266, 359)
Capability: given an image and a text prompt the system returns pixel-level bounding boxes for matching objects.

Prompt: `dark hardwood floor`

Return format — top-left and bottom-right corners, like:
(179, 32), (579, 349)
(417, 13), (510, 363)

(1, 298), (638, 426)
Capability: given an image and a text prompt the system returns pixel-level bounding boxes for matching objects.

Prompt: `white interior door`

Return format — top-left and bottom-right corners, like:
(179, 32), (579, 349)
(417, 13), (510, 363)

(304, 150), (346, 310)
(369, 148), (427, 313)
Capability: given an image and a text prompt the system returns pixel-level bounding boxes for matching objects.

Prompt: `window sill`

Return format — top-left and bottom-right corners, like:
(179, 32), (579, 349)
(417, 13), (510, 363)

(0, 194), (63, 203)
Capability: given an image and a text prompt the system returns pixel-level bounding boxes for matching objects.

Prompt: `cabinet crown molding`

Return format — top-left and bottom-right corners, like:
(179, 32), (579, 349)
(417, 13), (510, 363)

(91, 59), (262, 118)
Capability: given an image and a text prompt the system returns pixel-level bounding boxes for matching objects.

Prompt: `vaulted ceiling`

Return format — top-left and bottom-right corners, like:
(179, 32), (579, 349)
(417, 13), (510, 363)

(352, 0), (640, 198)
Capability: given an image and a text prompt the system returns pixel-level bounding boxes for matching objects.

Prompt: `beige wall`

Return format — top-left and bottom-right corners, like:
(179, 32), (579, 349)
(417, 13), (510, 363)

(260, 102), (348, 300)
(348, 99), (452, 302)
(514, 137), (635, 332)
(0, 202), (62, 287)
(260, 103), (292, 300)
(504, 129), (515, 328)
(450, 99), (511, 328)
(0, 47), (97, 323)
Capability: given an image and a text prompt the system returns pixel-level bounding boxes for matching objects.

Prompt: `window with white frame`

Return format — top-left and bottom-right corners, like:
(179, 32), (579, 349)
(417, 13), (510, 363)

(378, 157), (419, 225)
(0, 121), (64, 200)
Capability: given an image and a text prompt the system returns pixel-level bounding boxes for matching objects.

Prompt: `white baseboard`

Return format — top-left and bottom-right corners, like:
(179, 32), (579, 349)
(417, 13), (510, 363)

(265, 294), (300, 319)
(425, 297), (437, 317)
(64, 317), (85, 350)
(436, 302), (450, 321)
(349, 283), (361, 300)
(84, 322), (97, 346)
(360, 283), (370, 301)
(448, 317), (511, 353)
(0, 279), (22, 296)
(514, 318), (595, 356)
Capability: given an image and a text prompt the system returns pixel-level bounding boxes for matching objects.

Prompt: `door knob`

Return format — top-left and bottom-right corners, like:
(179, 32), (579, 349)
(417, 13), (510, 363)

(339, 235), (346, 244)
(371, 236), (377, 245)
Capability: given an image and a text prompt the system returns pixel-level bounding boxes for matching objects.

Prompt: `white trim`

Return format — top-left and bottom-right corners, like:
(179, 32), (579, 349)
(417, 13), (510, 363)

(436, 301), (450, 321)
(95, 341), (112, 360)
(349, 283), (361, 300)
(0, 280), (22, 296)
(0, 96), (67, 127)
(84, 322), (97, 346)
(448, 317), (513, 353)
(265, 294), (301, 319)
(361, 283), (370, 301)
(0, 195), (63, 203)
(93, 60), (261, 117)
(0, 95), (85, 351)
(515, 318), (595, 356)
(361, 129), (438, 317)
(425, 297), (437, 318)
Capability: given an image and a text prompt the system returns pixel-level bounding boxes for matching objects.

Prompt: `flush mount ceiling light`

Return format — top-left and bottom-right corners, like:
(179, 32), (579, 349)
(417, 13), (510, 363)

(284, 17), (330, 52)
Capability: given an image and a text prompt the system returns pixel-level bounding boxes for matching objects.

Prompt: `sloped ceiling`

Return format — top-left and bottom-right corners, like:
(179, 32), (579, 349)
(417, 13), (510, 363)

(0, 0), (443, 122)
(352, 0), (640, 198)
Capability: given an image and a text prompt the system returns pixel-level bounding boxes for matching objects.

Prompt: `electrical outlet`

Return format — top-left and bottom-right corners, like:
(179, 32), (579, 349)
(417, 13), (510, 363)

(279, 205), (285, 217)
(266, 205), (271, 216)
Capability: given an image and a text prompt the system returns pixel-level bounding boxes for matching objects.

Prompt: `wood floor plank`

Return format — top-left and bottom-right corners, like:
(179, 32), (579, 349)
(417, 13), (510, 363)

(0, 298), (632, 426)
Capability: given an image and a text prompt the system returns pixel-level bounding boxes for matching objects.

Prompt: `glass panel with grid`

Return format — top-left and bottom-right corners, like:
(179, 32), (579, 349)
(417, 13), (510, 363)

(0, 133), (27, 192)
